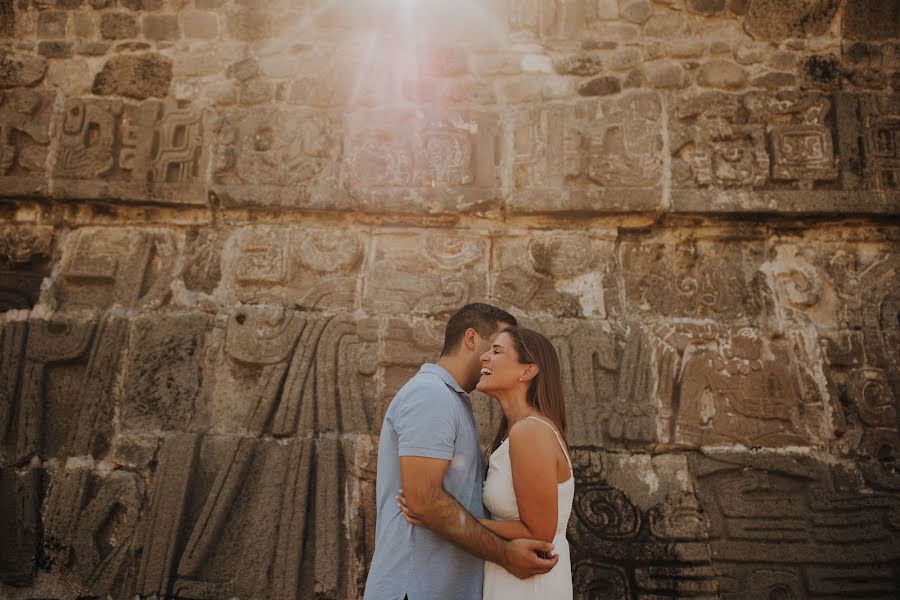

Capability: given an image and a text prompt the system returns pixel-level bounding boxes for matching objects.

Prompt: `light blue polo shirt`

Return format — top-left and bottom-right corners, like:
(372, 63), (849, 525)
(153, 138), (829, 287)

(364, 363), (486, 600)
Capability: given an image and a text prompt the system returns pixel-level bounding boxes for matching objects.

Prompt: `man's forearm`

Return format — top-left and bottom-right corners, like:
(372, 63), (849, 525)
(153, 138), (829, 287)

(478, 518), (533, 541)
(417, 489), (507, 564)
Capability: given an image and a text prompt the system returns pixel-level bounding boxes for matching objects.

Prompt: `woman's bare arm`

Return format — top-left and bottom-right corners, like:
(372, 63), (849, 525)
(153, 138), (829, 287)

(507, 418), (561, 543)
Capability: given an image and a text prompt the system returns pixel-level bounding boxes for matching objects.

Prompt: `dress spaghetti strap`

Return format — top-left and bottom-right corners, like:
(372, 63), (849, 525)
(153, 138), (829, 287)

(525, 416), (572, 472)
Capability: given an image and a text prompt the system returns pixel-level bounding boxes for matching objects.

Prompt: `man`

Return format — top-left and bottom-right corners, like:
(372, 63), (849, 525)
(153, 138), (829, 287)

(364, 303), (559, 600)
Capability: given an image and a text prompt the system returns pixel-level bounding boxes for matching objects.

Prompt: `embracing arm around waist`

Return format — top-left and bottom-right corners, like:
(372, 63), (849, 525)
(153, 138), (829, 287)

(400, 455), (508, 564)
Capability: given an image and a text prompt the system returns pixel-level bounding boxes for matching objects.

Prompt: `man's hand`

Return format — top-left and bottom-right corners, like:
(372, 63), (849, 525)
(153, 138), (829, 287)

(502, 538), (559, 579)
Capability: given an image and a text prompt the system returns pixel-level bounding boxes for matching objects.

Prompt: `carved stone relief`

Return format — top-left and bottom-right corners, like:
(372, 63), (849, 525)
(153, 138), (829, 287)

(222, 226), (366, 311)
(511, 93), (663, 212)
(343, 108), (500, 213)
(53, 99), (206, 205)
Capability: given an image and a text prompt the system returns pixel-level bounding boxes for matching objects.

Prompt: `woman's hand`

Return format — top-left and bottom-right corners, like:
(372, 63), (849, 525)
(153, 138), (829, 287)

(396, 489), (425, 527)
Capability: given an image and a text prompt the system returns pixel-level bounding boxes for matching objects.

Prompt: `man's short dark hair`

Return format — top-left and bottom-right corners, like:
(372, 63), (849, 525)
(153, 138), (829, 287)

(441, 303), (517, 357)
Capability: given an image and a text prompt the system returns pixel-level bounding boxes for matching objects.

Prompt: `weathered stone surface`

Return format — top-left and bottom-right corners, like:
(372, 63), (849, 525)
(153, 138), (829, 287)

(744, 0), (840, 41)
(621, 229), (769, 322)
(58, 228), (180, 308)
(0, 466), (41, 585)
(142, 13), (180, 41)
(0, 51), (47, 87)
(52, 98), (206, 204)
(491, 231), (620, 319)
(221, 226), (366, 310)
(100, 11), (138, 40)
(0, 2), (898, 598)
(842, 0), (900, 41)
(510, 92), (664, 213)
(554, 54), (603, 76)
(342, 107), (500, 213)
(122, 311), (209, 431)
(92, 53), (172, 99)
(577, 75), (621, 96)
(364, 230), (489, 316)
(697, 60), (749, 89)
(0, 89), (54, 196)
(211, 106), (340, 209)
(1, 313), (127, 465)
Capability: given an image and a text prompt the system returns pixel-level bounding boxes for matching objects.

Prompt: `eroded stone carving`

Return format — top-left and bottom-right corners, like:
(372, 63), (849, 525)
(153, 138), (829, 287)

(212, 106), (339, 209)
(54, 98), (206, 205)
(343, 108), (500, 213)
(364, 230), (488, 316)
(622, 231), (769, 322)
(223, 226), (365, 310)
(0, 89), (53, 197)
(492, 231), (620, 319)
(58, 228), (179, 309)
(511, 93), (663, 212)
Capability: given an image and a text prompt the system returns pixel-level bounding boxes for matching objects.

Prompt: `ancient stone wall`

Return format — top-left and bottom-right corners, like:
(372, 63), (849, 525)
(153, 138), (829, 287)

(1, 1), (898, 598)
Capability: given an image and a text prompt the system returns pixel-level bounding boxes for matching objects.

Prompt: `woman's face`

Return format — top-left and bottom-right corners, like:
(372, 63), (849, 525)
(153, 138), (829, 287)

(476, 331), (527, 395)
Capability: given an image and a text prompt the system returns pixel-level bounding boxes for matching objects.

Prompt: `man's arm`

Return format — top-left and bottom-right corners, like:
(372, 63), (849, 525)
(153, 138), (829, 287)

(400, 455), (558, 579)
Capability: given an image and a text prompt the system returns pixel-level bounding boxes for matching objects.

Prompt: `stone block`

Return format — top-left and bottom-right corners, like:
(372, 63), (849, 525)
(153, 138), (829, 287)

(835, 94), (900, 193)
(667, 91), (885, 213)
(506, 0), (595, 40)
(697, 60), (748, 89)
(120, 0), (163, 9)
(0, 0), (14, 38)
(71, 11), (95, 38)
(37, 10), (67, 38)
(37, 40), (72, 58)
(342, 107), (501, 214)
(621, 229), (770, 322)
(92, 53), (172, 99)
(0, 466), (40, 585)
(509, 92), (663, 213)
(52, 97), (206, 205)
(200, 308), (379, 435)
(135, 432), (358, 598)
(182, 10), (218, 39)
(842, 0), (900, 41)
(100, 11), (137, 40)
(687, 0), (726, 14)
(643, 60), (686, 89)
(689, 453), (900, 592)
(768, 231), (899, 459)
(554, 54), (604, 76)
(211, 106), (341, 210)
(744, 0), (839, 41)
(0, 51), (47, 87)
(42, 467), (143, 596)
(490, 230), (621, 319)
(0, 89), (54, 197)
(122, 311), (209, 432)
(142, 13), (180, 41)
(220, 225), (366, 310)
(577, 75), (621, 96)
(1, 313), (128, 465)
(57, 227), (180, 309)
(620, 0), (652, 24)
(363, 230), (489, 317)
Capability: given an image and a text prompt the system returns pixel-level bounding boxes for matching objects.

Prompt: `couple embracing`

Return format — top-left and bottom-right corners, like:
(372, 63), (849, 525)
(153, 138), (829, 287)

(364, 304), (574, 600)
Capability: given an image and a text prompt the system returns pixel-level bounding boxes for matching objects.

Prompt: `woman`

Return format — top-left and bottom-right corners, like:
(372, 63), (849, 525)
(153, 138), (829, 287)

(399, 326), (574, 599)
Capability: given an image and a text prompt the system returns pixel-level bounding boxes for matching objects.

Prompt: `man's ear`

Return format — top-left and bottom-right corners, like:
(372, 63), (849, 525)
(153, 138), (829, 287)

(463, 327), (479, 351)
(519, 363), (539, 382)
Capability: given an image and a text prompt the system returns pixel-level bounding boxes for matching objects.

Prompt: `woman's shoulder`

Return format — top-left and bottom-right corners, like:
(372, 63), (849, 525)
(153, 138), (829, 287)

(508, 415), (561, 446)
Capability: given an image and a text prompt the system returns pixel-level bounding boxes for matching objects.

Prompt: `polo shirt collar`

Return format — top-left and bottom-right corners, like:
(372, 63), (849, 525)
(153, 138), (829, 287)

(419, 363), (468, 396)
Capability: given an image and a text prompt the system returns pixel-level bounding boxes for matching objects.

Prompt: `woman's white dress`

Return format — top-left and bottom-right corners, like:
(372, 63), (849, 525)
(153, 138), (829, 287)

(482, 416), (574, 600)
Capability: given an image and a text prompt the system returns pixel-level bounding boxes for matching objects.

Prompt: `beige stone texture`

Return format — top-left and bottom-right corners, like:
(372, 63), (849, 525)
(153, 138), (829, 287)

(0, 1), (898, 599)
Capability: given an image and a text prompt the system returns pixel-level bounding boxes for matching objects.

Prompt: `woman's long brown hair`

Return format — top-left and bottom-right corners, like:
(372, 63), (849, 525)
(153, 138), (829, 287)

(485, 327), (568, 465)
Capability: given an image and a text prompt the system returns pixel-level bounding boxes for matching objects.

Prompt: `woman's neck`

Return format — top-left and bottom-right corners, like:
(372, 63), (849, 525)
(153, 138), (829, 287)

(495, 388), (539, 427)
